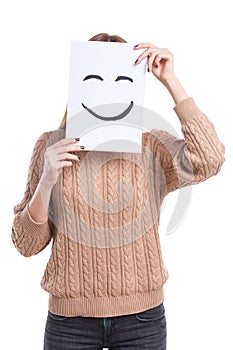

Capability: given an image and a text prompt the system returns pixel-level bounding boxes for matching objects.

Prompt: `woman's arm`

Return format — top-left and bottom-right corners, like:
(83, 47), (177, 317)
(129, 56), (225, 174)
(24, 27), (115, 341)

(163, 75), (188, 105)
(149, 97), (225, 193)
(12, 132), (83, 257)
(28, 136), (83, 223)
(12, 132), (54, 257)
(134, 43), (225, 192)
(28, 178), (53, 223)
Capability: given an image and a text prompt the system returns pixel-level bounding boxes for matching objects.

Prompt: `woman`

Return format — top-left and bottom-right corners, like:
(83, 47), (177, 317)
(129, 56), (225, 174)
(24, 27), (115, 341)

(12, 33), (225, 350)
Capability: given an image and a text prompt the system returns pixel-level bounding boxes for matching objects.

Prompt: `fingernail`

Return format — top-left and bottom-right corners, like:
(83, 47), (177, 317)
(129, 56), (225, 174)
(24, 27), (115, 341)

(134, 44), (139, 48)
(147, 68), (150, 72)
(134, 59), (138, 64)
(75, 137), (80, 141)
(80, 145), (85, 149)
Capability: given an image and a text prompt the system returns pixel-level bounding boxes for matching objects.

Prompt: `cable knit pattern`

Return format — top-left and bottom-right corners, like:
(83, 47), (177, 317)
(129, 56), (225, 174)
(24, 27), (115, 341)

(84, 154), (105, 298)
(125, 156), (144, 295)
(12, 97), (225, 317)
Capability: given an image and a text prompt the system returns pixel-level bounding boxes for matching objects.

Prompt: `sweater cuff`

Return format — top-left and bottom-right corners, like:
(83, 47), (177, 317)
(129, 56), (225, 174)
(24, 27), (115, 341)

(173, 97), (201, 123)
(18, 204), (49, 236)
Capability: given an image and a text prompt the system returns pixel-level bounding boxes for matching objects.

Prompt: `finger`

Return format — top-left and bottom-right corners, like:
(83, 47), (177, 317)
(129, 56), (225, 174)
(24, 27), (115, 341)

(147, 52), (158, 72)
(61, 160), (73, 168)
(56, 152), (80, 162)
(135, 48), (160, 64)
(154, 53), (173, 66)
(156, 52), (173, 60)
(55, 157), (82, 170)
(52, 143), (85, 155)
(147, 49), (172, 65)
(50, 160), (73, 170)
(51, 137), (80, 150)
(135, 47), (172, 65)
(134, 42), (158, 49)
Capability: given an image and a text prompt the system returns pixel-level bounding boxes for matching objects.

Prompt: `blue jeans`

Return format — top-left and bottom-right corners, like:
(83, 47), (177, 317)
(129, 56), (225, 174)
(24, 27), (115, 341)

(44, 302), (167, 349)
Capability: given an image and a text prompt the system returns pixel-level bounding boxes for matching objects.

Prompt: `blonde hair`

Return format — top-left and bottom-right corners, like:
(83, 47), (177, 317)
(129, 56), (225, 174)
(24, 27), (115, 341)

(59, 32), (128, 129)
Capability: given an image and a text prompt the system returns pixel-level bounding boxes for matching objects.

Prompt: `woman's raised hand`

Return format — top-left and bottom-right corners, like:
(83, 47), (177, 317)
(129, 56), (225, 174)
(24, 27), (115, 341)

(40, 138), (84, 188)
(134, 43), (175, 85)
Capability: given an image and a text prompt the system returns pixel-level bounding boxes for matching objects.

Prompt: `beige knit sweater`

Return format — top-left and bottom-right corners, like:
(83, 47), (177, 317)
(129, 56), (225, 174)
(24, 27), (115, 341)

(12, 97), (225, 317)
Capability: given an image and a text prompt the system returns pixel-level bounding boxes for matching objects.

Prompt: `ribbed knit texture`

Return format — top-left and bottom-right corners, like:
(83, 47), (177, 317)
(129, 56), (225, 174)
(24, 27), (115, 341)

(12, 97), (225, 317)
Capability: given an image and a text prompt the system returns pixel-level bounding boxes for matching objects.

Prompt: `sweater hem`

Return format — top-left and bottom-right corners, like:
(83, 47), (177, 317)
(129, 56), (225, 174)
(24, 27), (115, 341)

(48, 287), (164, 318)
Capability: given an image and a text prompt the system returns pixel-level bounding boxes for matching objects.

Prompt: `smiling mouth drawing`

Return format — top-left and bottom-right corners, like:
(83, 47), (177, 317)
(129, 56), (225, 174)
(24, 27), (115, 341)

(82, 101), (134, 121)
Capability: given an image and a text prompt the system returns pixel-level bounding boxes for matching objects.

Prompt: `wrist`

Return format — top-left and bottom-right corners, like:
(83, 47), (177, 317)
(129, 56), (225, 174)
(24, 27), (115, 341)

(163, 74), (179, 89)
(39, 175), (54, 193)
(163, 75), (189, 105)
(28, 177), (53, 224)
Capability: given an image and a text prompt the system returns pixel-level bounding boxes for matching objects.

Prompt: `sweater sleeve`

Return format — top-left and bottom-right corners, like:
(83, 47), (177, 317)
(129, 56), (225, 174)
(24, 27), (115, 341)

(12, 131), (54, 257)
(149, 97), (225, 194)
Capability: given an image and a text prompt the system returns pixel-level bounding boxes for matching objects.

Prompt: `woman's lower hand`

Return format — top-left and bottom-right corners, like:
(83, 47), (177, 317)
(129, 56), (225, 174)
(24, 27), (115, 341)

(134, 42), (175, 85)
(40, 138), (84, 188)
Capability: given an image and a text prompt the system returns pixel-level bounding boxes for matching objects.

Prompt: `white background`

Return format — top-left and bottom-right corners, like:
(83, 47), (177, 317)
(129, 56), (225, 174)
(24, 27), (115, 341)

(0, 1), (232, 349)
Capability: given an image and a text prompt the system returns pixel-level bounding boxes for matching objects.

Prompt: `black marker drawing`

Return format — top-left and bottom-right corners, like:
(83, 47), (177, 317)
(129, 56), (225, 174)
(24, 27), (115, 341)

(82, 101), (134, 121)
(83, 74), (104, 81)
(82, 75), (134, 121)
(115, 75), (133, 82)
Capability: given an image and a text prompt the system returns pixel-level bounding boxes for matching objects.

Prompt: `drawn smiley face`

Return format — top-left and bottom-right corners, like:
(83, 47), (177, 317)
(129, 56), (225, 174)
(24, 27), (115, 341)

(66, 40), (146, 152)
(82, 74), (134, 121)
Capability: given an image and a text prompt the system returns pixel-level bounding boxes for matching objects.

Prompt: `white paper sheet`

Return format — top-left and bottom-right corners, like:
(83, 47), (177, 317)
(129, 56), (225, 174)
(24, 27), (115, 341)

(66, 40), (147, 152)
